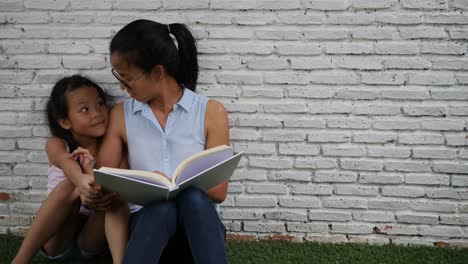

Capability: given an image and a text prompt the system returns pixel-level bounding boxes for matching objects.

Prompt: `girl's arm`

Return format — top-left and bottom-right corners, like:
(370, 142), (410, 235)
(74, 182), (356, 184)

(96, 102), (126, 169)
(45, 137), (100, 200)
(204, 100), (230, 203)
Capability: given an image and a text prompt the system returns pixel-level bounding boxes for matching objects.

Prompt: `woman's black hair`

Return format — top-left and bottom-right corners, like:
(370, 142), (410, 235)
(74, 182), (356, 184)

(110, 19), (199, 91)
(46, 75), (108, 152)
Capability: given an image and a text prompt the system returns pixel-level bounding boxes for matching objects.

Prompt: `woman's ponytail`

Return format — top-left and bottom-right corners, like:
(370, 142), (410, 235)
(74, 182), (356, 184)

(168, 23), (199, 91)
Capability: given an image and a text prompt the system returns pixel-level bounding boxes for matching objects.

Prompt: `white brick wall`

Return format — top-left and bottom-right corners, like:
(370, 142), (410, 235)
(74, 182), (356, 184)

(0, 0), (467, 247)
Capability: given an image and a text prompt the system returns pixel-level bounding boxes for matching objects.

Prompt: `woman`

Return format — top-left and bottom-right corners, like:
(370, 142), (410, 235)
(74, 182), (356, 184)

(97, 19), (229, 264)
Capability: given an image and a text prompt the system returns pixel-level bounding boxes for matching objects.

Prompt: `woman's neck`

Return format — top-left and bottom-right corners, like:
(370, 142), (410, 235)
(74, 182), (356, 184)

(148, 77), (184, 114)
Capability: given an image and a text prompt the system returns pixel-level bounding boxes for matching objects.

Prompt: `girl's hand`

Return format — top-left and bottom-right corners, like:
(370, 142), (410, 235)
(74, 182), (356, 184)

(78, 175), (102, 205)
(87, 192), (119, 211)
(72, 147), (96, 175)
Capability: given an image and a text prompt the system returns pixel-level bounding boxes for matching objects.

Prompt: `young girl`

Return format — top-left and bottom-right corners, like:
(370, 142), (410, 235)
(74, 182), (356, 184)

(97, 20), (230, 263)
(12, 75), (129, 264)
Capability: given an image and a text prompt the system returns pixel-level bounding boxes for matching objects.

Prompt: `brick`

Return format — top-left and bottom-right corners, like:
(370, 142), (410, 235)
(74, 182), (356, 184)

(264, 211), (307, 221)
(398, 134), (444, 145)
(290, 184), (333, 195)
(231, 170), (266, 182)
(440, 216), (468, 225)
(359, 173), (403, 184)
(397, 213), (438, 225)
(322, 198), (367, 209)
(353, 105), (400, 116)
(210, 0), (256, 9)
(215, 72), (262, 84)
(384, 58), (431, 70)
(242, 86), (284, 98)
(400, 0), (448, 10)
(333, 56), (382, 70)
(328, 13), (375, 24)
(451, 0), (468, 9)
(287, 223), (328, 233)
(368, 200), (411, 210)
(309, 210), (351, 222)
(113, 0), (161, 9)
(340, 159), (383, 171)
(238, 116), (282, 127)
(449, 28), (468, 39)
(400, 27), (447, 39)
(404, 174), (450, 186)
(264, 72), (309, 85)
(368, 147), (411, 158)
(24, 0), (68, 10)
(426, 188), (467, 199)
(353, 133), (396, 144)
(411, 201), (457, 213)
(352, 27), (399, 40)
(0, 177), (29, 189)
(335, 89), (379, 100)
(0, 0), (23, 11)
(263, 103), (308, 113)
(255, 29), (302, 40)
(308, 132), (350, 143)
(302, 0), (350, 10)
(275, 43), (322, 55)
(448, 106), (468, 116)
(353, 211), (395, 222)
(361, 72), (406, 85)
(432, 89), (468, 100)
(268, 171), (311, 182)
(288, 86), (334, 98)
(375, 42), (419, 55)
(277, 12), (325, 24)
(452, 175), (468, 186)
(315, 171), (358, 183)
(434, 163), (468, 174)
(290, 58), (334, 70)
(382, 186), (425, 197)
(420, 43), (466, 55)
(284, 118), (325, 128)
(385, 161), (431, 172)
(331, 224), (373, 234)
(322, 146), (366, 157)
(13, 164), (47, 176)
(233, 14), (275, 25)
(235, 196), (277, 207)
(233, 142), (275, 155)
(245, 183), (288, 194)
(243, 222), (284, 233)
(376, 13), (423, 24)
(304, 29), (348, 40)
(279, 143), (320, 156)
(420, 226), (463, 237)
(294, 158), (337, 169)
(279, 197), (321, 208)
(230, 128), (261, 141)
(161, 0), (208, 9)
(335, 185), (379, 196)
(245, 58), (288, 70)
(424, 14), (468, 24)
(381, 89), (429, 100)
(327, 118), (371, 129)
(310, 102), (353, 114)
(249, 158), (292, 169)
(412, 148), (457, 159)
(373, 120), (419, 130)
(325, 43), (373, 54)
(263, 131), (306, 142)
(62, 56), (106, 69)
(351, 0), (398, 9)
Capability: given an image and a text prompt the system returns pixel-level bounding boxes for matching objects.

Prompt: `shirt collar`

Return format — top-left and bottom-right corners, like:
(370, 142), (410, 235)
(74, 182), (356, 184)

(132, 87), (194, 114)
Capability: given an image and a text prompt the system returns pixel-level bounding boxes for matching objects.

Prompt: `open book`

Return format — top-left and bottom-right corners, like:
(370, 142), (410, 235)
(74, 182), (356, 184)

(94, 145), (243, 205)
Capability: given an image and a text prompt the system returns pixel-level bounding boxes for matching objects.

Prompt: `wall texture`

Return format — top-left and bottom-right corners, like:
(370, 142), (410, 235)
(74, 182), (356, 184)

(0, 0), (467, 247)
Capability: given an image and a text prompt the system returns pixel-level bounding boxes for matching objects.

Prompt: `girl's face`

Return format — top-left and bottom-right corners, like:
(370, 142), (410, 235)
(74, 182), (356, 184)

(110, 52), (161, 102)
(59, 86), (109, 140)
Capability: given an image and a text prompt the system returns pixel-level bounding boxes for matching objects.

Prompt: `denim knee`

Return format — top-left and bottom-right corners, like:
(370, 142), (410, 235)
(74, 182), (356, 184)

(176, 187), (211, 211)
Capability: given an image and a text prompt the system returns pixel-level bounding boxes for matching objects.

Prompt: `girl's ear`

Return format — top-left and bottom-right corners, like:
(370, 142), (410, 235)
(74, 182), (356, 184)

(152, 65), (164, 81)
(58, 118), (72, 130)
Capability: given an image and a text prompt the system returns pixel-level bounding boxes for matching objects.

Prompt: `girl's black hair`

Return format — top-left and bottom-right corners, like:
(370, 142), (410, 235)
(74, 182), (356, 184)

(110, 19), (199, 91)
(46, 75), (108, 152)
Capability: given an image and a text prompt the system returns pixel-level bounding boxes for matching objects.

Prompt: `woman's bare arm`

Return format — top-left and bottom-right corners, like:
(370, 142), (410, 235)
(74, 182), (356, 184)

(204, 99), (230, 203)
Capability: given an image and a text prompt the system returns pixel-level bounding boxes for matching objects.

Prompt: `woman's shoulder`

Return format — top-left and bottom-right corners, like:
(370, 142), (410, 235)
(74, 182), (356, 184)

(206, 99), (227, 117)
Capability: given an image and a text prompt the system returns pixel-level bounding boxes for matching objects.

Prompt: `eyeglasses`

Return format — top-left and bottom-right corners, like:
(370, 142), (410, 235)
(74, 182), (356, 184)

(111, 68), (145, 89)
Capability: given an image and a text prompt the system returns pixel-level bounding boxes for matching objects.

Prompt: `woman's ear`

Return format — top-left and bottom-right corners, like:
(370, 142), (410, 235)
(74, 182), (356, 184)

(58, 118), (72, 130)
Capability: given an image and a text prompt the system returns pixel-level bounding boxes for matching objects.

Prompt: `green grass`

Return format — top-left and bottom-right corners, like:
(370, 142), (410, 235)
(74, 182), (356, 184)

(2, 234), (467, 264)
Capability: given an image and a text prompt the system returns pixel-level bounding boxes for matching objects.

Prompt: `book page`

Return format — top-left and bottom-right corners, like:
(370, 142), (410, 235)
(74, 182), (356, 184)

(97, 167), (173, 187)
(174, 146), (233, 185)
(94, 170), (171, 205)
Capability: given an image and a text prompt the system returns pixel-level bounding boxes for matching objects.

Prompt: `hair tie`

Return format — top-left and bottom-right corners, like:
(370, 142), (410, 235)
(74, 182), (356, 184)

(167, 24), (178, 50)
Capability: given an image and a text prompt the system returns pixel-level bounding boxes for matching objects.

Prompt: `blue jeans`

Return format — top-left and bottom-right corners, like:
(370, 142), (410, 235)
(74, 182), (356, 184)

(122, 187), (228, 264)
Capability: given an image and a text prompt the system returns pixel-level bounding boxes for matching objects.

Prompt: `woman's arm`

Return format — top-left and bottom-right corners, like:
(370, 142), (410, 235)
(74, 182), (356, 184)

(96, 102), (126, 169)
(204, 99), (230, 203)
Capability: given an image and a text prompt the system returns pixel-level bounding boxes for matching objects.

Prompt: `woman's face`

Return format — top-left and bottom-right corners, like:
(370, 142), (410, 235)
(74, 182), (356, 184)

(110, 52), (160, 102)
